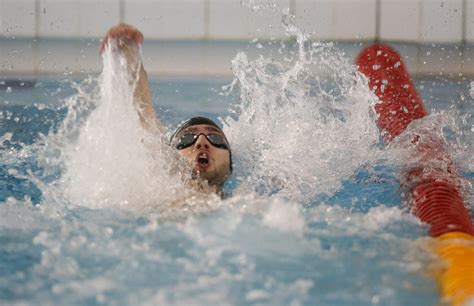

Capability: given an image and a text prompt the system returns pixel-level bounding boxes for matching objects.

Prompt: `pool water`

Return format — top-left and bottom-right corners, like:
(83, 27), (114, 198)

(0, 38), (473, 306)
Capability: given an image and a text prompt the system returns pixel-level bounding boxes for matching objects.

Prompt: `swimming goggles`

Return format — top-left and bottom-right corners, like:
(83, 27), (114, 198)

(174, 133), (229, 150)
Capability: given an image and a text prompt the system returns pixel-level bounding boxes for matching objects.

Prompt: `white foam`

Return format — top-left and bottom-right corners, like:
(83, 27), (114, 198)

(224, 26), (380, 203)
(261, 197), (305, 233)
(0, 197), (47, 229)
(306, 203), (418, 236)
(37, 45), (194, 213)
(51, 277), (115, 296)
(385, 111), (473, 207)
(363, 205), (410, 231)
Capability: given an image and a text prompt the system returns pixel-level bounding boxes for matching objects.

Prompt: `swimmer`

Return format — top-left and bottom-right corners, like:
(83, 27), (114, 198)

(100, 24), (232, 196)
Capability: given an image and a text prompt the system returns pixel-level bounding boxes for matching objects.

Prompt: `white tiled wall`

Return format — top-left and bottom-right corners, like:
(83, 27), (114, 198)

(125, 0), (206, 40)
(294, 0), (334, 40)
(37, 0), (121, 38)
(286, 0), (378, 41)
(0, 0), (470, 42)
(420, 0), (463, 43)
(332, 0), (377, 40)
(294, 0), (378, 41)
(78, 0), (120, 38)
(208, 0), (290, 40)
(466, 0), (474, 42)
(38, 0), (81, 38)
(1, 0), (474, 76)
(380, 0), (420, 42)
(1, 0), (36, 37)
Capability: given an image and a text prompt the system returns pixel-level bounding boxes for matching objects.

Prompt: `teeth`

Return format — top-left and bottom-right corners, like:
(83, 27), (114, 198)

(199, 153), (208, 159)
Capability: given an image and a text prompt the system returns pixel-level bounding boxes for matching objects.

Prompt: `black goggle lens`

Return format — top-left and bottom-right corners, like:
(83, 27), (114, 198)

(175, 133), (229, 150)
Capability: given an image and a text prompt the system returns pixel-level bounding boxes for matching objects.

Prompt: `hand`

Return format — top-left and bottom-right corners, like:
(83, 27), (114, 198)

(100, 23), (144, 54)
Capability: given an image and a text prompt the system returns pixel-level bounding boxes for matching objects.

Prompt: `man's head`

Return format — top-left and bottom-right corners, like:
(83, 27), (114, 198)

(170, 117), (232, 187)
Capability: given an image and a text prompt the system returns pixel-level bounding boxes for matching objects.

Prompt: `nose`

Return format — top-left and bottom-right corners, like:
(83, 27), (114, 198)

(194, 134), (210, 150)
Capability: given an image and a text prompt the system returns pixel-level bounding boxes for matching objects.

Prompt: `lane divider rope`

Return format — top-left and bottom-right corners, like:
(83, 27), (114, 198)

(356, 44), (474, 306)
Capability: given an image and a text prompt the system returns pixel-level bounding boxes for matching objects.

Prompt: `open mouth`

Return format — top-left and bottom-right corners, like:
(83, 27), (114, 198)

(196, 152), (210, 168)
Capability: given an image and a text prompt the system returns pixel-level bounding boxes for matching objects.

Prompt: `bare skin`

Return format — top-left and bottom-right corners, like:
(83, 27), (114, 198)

(100, 23), (164, 134)
(174, 124), (231, 187)
(100, 23), (231, 193)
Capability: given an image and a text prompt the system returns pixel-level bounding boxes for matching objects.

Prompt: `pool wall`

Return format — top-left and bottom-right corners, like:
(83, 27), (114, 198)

(1, 0), (473, 77)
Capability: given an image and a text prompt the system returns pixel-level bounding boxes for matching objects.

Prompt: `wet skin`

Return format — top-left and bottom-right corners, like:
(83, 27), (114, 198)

(101, 24), (230, 192)
(175, 124), (231, 187)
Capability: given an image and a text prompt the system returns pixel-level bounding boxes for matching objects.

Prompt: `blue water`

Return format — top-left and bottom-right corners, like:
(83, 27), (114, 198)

(0, 72), (472, 306)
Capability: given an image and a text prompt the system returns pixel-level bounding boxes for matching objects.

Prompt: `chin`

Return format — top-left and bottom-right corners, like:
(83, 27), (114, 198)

(200, 172), (225, 187)
(192, 167), (214, 181)
(209, 172), (230, 187)
(191, 163), (230, 187)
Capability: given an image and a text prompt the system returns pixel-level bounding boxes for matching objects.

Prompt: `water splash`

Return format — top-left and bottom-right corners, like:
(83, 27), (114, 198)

(386, 111), (474, 213)
(59, 46), (218, 213)
(223, 23), (381, 203)
(0, 25), (444, 306)
(0, 45), (227, 215)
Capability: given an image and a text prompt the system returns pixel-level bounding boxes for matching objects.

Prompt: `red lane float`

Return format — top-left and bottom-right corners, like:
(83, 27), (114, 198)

(356, 44), (474, 305)
(412, 181), (474, 237)
(356, 44), (427, 141)
(355, 43), (473, 237)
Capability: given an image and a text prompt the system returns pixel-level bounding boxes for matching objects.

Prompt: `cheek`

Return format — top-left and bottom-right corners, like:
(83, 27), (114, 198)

(212, 150), (230, 169)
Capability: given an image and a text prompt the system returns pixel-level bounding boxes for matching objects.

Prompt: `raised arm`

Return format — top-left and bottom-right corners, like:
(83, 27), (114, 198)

(100, 23), (166, 134)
